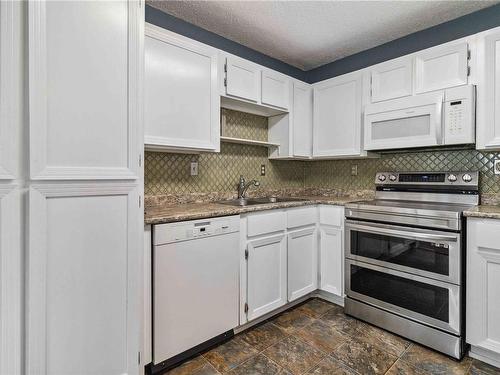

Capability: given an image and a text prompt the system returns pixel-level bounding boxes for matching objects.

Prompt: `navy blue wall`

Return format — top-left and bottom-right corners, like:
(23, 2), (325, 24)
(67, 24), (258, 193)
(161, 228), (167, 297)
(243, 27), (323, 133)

(146, 3), (500, 84)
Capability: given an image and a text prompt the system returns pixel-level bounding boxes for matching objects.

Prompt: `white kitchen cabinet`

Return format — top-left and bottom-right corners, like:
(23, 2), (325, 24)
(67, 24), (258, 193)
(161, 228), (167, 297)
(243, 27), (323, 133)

(29, 0), (141, 180)
(225, 56), (261, 103)
(27, 184), (141, 375)
(246, 234), (287, 321)
(268, 81), (312, 159)
(288, 227), (318, 301)
(27, 1), (144, 374)
(313, 71), (364, 157)
(319, 206), (344, 300)
(292, 82), (313, 158)
(476, 27), (500, 150)
(467, 218), (500, 367)
(319, 226), (343, 298)
(261, 70), (290, 110)
(144, 24), (220, 153)
(371, 56), (413, 102)
(415, 42), (469, 94)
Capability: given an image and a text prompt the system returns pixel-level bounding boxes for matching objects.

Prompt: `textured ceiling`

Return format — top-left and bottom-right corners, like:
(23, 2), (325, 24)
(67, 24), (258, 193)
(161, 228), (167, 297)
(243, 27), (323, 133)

(147, 0), (499, 70)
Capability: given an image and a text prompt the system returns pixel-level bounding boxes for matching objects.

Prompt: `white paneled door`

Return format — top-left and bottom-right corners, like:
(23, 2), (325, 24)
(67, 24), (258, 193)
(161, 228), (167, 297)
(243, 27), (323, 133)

(467, 218), (500, 362)
(319, 226), (343, 298)
(225, 56), (261, 102)
(261, 70), (290, 110)
(476, 27), (500, 150)
(415, 42), (469, 94)
(292, 82), (313, 158)
(371, 56), (413, 102)
(313, 71), (363, 157)
(288, 227), (318, 301)
(29, 0), (142, 180)
(246, 234), (287, 321)
(144, 24), (220, 152)
(28, 184), (141, 375)
(27, 1), (144, 375)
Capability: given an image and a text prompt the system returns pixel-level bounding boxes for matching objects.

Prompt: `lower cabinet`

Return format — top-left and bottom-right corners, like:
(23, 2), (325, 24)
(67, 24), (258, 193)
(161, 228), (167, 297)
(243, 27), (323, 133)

(246, 234), (287, 321)
(288, 227), (318, 301)
(467, 218), (500, 366)
(242, 205), (345, 323)
(319, 226), (343, 297)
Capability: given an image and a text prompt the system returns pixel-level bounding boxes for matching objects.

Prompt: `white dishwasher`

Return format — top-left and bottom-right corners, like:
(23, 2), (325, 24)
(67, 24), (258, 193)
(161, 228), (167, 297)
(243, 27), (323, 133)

(152, 215), (240, 373)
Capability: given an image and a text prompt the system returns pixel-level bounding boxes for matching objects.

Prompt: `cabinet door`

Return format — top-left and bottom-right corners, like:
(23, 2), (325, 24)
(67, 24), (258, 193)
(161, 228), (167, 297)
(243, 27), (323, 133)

(28, 0), (141, 180)
(0, 185), (21, 375)
(292, 82), (313, 158)
(144, 25), (220, 152)
(247, 234), (287, 321)
(288, 227), (318, 302)
(27, 184), (141, 375)
(261, 70), (290, 109)
(320, 226), (343, 297)
(371, 57), (413, 102)
(477, 28), (500, 150)
(415, 42), (469, 94)
(467, 219), (500, 356)
(313, 72), (363, 157)
(225, 56), (260, 102)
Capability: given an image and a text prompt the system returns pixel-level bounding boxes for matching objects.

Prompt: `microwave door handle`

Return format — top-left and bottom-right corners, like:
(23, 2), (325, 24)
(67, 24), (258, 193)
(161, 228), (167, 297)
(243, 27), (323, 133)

(436, 96), (444, 144)
(347, 222), (458, 243)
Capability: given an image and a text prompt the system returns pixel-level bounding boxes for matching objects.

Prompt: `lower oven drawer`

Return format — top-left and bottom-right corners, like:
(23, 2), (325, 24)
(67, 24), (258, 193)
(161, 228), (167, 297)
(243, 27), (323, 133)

(345, 220), (461, 285)
(345, 259), (461, 335)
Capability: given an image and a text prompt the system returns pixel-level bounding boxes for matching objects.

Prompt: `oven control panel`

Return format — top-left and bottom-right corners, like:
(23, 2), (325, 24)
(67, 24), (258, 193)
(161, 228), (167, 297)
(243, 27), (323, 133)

(375, 171), (479, 187)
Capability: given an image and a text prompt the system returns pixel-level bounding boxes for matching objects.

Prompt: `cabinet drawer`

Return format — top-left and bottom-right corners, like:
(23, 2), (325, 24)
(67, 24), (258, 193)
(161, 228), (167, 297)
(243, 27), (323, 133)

(247, 210), (286, 237)
(287, 206), (317, 229)
(319, 205), (344, 227)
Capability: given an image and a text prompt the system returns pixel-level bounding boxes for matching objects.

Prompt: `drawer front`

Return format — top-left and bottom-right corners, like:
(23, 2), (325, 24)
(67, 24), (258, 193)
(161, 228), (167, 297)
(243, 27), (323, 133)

(247, 210), (286, 237)
(287, 206), (317, 229)
(319, 205), (344, 227)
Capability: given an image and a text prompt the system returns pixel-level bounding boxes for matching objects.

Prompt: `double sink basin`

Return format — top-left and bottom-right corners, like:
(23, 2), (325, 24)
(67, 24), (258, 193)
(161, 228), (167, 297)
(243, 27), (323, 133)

(217, 197), (307, 207)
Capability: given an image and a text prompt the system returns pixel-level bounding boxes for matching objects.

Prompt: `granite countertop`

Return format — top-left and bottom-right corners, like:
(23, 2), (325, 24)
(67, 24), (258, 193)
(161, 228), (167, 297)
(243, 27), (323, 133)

(464, 205), (500, 220)
(144, 195), (366, 225)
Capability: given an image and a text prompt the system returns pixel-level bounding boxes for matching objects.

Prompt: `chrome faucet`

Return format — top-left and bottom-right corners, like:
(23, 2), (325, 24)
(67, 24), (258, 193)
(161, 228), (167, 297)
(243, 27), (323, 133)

(238, 175), (260, 199)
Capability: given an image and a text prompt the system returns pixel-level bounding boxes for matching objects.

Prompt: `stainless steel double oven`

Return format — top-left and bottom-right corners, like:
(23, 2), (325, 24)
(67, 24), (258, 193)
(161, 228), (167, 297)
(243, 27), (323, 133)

(344, 171), (479, 359)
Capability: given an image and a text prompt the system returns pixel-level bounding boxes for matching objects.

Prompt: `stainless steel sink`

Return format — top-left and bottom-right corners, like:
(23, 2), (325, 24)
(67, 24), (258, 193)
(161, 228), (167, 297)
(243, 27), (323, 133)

(217, 197), (306, 207)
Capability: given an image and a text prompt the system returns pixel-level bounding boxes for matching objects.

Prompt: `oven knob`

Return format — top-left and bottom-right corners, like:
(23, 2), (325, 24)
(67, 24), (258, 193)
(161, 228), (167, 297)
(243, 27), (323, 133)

(462, 173), (473, 182)
(448, 174), (457, 182)
(378, 174), (387, 182)
(389, 174), (397, 181)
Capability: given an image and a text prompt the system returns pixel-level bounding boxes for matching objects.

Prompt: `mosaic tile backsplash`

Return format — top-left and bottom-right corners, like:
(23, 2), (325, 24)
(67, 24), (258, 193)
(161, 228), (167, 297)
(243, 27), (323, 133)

(145, 109), (500, 200)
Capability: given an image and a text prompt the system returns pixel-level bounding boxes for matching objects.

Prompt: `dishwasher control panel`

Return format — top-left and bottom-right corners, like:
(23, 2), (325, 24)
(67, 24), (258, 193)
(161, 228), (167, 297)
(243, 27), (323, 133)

(154, 215), (240, 245)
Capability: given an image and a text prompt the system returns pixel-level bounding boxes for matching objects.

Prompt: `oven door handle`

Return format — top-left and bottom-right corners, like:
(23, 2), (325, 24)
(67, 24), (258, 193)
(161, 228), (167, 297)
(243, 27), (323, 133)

(346, 222), (458, 242)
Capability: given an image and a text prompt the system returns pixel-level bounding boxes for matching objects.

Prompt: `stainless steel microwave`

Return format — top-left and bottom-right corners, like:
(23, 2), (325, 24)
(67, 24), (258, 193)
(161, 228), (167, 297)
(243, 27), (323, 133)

(364, 85), (475, 151)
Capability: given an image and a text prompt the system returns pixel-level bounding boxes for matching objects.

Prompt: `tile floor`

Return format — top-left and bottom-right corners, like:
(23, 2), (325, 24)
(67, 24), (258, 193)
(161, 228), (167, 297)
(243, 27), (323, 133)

(164, 298), (500, 375)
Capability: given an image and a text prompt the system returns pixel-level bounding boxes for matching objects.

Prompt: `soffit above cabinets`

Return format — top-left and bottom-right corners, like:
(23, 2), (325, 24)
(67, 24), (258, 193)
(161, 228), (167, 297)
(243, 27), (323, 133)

(146, 0), (497, 70)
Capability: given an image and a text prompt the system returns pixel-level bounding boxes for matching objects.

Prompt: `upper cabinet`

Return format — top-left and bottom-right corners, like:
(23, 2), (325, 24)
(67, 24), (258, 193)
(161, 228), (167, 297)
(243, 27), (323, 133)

(292, 82), (313, 158)
(368, 40), (470, 104)
(29, 0), (141, 180)
(476, 27), (500, 150)
(313, 71), (365, 158)
(221, 53), (291, 116)
(371, 56), (413, 102)
(268, 81), (312, 159)
(224, 56), (260, 103)
(261, 70), (290, 110)
(144, 24), (220, 153)
(415, 42), (469, 94)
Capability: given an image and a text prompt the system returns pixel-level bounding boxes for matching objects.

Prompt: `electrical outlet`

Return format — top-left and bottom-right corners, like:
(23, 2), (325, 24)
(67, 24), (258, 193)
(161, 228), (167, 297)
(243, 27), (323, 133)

(495, 159), (500, 175)
(351, 165), (358, 176)
(190, 161), (198, 176)
(261, 164), (266, 176)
